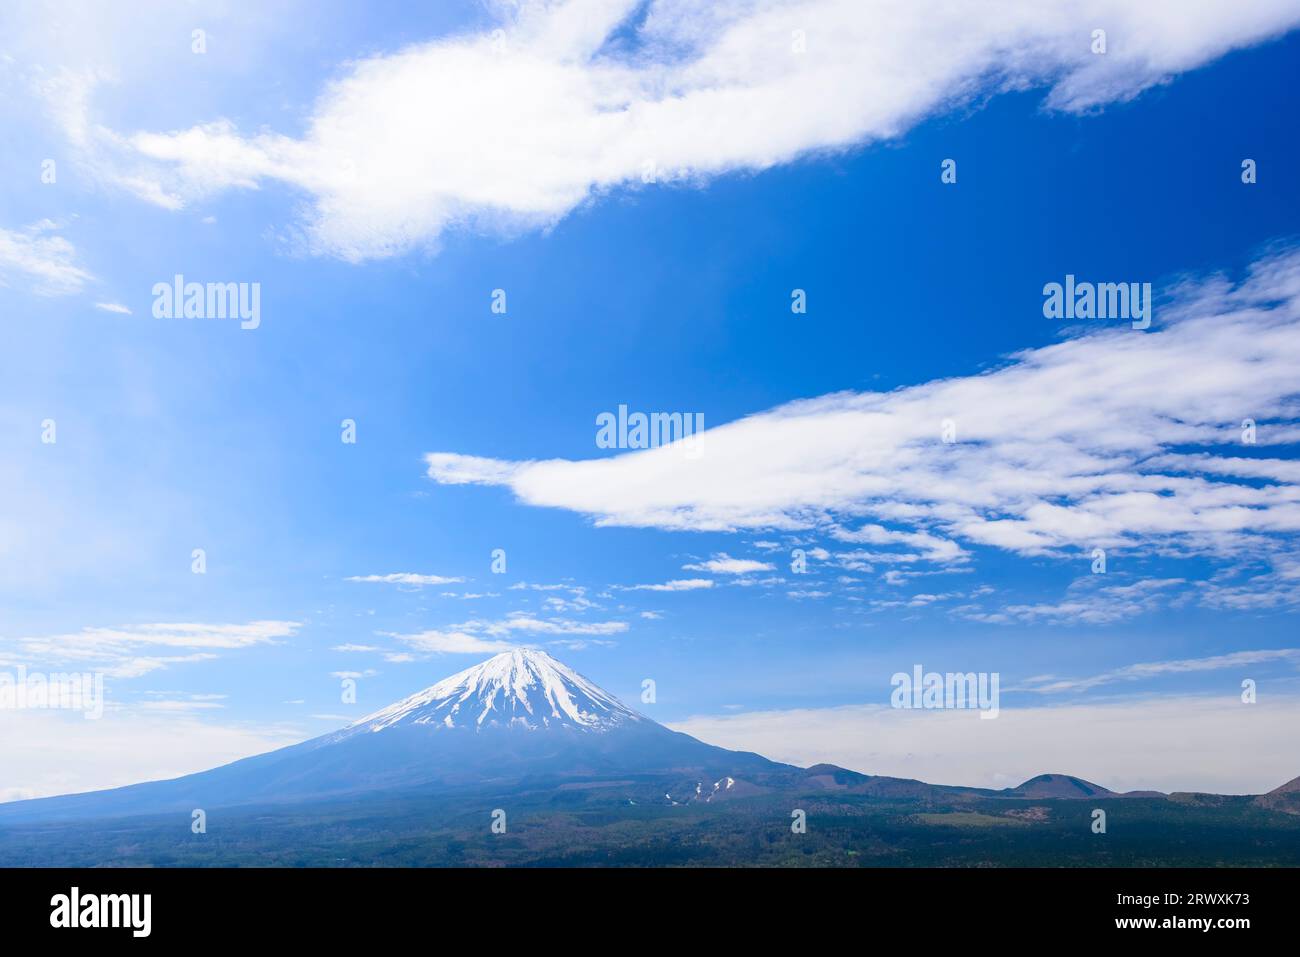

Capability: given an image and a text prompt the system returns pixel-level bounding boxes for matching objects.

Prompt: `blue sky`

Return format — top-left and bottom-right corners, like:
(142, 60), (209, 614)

(3, 0), (1300, 798)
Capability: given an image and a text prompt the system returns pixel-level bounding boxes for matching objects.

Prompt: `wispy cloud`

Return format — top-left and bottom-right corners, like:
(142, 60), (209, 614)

(388, 630), (515, 656)
(548, 638), (617, 651)
(330, 669), (377, 680)
(960, 577), (1187, 626)
(682, 553), (775, 575)
(477, 614), (627, 637)
(137, 699), (225, 712)
(425, 250), (1300, 607)
(830, 525), (968, 565)
(385, 611), (630, 657)
(65, 0), (1300, 260)
(346, 573), (465, 586)
(541, 595), (597, 613)
(1199, 556), (1300, 612)
(0, 221), (93, 295)
(1020, 648), (1300, 694)
(622, 578), (714, 592)
(9, 620), (301, 678)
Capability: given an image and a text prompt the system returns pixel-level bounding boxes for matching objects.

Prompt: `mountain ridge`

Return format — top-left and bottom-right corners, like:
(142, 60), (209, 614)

(0, 650), (1294, 825)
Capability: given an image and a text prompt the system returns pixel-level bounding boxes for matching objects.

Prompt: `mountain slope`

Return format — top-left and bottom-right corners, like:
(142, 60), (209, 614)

(1254, 774), (1300, 814)
(0, 649), (785, 823)
(1, 650), (1292, 829)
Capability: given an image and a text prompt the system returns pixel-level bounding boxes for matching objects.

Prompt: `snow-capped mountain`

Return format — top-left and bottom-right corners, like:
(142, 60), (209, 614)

(336, 648), (644, 736)
(5, 648), (1289, 836)
(0, 649), (785, 823)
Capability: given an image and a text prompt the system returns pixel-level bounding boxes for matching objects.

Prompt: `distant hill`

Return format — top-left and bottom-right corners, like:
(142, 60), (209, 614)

(1006, 774), (1115, 799)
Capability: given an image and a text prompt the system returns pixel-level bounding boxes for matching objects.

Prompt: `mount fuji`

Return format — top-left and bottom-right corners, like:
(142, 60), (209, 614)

(0, 649), (786, 823)
(4, 649), (1300, 866)
(335, 647), (645, 735)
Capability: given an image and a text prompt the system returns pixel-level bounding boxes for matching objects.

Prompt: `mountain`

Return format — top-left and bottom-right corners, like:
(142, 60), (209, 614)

(332, 647), (644, 735)
(0, 649), (786, 823)
(2, 649), (1296, 838)
(3, 650), (1300, 867)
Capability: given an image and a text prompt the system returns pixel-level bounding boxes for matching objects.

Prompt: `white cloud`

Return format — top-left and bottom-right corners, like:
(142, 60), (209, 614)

(391, 630), (516, 656)
(1019, 648), (1300, 694)
(542, 594), (598, 612)
(91, 0), (1300, 260)
(548, 638), (618, 651)
(477, 613), (628, 636)
(424, 250), (1300, 602)
(683, 553), (776, 574)
(962, 577), (1188, 626)
(8, 620), (300, 678)
(93, 301), (131, 314)
(346, 572), (465, 586)
(1198, 555), (1300, 611)
(386, 610), (629, 657)
(137, 699), (225, 712)
(672, 694), (1300, 794)
(624, 578), (714, 591)
(0, 222), (93, 295)
(830, 524), (968, 565)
